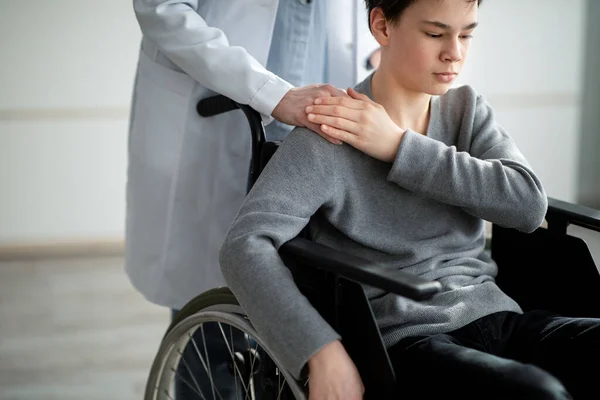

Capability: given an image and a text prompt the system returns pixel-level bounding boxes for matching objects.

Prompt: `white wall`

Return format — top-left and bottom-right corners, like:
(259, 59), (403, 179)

(577, 0), (600, 209)
(0, 1), (141, 244)
(0, 0), (596, 249)
(454, 0), (587, 203)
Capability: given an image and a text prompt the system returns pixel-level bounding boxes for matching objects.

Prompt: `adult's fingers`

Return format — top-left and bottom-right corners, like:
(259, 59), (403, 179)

(320, 84), (350, 98)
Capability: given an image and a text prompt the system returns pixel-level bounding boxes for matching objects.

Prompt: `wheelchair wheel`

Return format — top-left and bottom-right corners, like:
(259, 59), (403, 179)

(144, 287), (307, 400)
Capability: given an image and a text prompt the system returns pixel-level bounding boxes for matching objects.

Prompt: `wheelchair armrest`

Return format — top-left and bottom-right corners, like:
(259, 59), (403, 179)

(279, 237), (442, 301)
(546, 197), (600, 234)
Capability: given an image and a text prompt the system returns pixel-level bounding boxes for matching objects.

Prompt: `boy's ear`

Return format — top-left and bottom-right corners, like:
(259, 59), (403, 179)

(370, 8), (390, 47)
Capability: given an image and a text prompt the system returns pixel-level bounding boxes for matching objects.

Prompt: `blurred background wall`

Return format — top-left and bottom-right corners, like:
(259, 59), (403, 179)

(0, 0), (598, 253)
(578, 0), (600, 209)
(0, 1), (139, 250)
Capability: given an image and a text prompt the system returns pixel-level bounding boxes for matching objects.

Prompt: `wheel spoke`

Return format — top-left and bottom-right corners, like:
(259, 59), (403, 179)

(217, 322), (251, 396)
(169, 364), (207, 400)
(176, 343), (207, 400)
(245, 335), (260, 400)
(193, 327), (225, 400)
(230, 326), (255, 400)
(277, 368), (282, 400)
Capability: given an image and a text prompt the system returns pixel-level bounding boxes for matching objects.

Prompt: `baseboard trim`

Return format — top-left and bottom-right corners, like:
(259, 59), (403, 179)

(0, 239), (125, 261)
(0, 107), (129, 122)
(0, 222), (539, 261)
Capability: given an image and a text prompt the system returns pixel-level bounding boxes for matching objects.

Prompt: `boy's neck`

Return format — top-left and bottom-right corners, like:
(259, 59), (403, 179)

(371, 69), (432, 135)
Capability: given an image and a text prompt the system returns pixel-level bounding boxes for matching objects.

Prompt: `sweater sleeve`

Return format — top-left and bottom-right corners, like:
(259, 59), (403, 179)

(133, 0), (293, 124)
(219, 128), (340, 380)
(387, 91), (547, 233)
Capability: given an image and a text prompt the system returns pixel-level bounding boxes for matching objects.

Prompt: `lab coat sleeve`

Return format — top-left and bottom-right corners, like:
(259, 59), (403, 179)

(133, 0), (293, 123)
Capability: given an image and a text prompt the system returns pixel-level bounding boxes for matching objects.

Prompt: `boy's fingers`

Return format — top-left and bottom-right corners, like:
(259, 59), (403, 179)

(306, 122), (343, 145)
(348, 87), (374, 103)
(313, 96), (365, 109)
(321, 124), (357, 147)
(306, 106), (362, 124)
(308, 113), (357, 133)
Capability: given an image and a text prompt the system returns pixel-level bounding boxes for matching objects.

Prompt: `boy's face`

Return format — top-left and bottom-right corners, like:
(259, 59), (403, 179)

(378, 0), (479, 95)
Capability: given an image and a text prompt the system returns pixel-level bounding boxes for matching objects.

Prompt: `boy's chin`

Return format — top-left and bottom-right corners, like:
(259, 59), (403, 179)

(426, 82), (454, 96)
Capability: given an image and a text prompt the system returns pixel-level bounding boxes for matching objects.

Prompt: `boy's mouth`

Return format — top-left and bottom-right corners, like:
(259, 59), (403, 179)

(433, 73), (458, 83)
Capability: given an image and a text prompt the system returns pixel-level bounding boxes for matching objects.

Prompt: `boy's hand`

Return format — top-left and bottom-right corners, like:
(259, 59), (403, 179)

(305, 87), (405, 163)
(272, 84), (348, 145)
(307, 340), (364, 400)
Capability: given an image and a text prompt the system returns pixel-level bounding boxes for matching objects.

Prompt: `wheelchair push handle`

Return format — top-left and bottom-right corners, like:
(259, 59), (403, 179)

(196, 94), (239, 117)
(197, 95), (266, 189)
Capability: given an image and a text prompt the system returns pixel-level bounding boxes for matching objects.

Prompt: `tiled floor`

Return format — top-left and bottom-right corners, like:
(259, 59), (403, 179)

(0, 256), (170, 400)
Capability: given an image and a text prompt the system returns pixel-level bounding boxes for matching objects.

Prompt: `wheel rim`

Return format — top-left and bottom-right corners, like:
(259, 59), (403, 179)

(145, 305), (307, 400)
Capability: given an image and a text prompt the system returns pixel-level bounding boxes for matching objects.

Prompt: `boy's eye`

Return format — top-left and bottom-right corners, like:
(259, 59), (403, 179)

(426, 32), (474, 40)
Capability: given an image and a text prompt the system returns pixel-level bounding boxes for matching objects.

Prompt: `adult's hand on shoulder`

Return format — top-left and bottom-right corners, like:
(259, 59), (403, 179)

(272, 84), (348, 144)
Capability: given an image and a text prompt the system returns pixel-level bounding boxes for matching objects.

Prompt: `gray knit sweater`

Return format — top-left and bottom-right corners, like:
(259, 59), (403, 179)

(219, 74), (548, 380)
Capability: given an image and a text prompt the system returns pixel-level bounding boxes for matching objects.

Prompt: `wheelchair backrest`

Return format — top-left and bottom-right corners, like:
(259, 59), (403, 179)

(492, 200), (600, 319)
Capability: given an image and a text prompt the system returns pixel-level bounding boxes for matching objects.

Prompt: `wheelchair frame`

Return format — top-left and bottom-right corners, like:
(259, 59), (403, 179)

(161, 94), (600, 400)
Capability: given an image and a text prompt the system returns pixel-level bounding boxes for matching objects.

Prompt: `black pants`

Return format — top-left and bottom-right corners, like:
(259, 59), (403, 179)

(388, 310), (600, 399)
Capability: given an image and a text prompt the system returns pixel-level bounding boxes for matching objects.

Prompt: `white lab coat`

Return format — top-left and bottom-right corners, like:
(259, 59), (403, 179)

(126, 0), (379, 309)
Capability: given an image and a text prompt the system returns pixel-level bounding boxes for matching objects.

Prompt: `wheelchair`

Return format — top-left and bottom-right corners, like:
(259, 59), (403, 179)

(143, 95), (600, 400)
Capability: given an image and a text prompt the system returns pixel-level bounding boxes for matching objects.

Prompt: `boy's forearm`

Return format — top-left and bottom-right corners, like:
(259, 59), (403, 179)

(387, 130), (547, 232)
